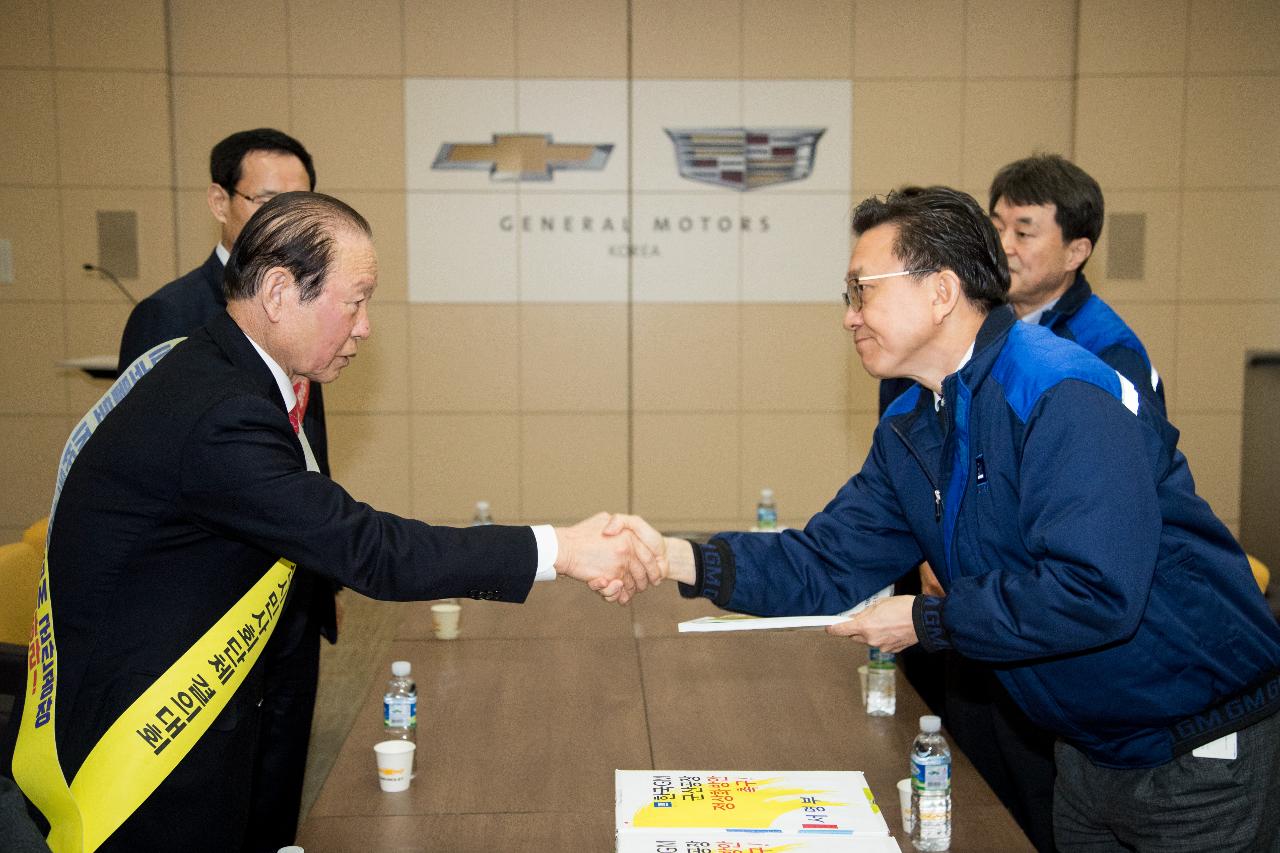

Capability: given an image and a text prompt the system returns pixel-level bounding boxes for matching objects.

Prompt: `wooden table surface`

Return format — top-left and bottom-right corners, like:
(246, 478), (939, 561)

(297, 581), (1033, 852)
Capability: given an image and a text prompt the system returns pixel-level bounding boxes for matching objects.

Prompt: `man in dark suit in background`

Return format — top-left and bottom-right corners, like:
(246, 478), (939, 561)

(117, 129), (328, 849)
(19, 192), (658, 852)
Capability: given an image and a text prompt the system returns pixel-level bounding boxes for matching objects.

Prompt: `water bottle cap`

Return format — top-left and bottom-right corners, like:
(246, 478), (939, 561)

(760, 488), (774, 501)
(391, 660), (411, 677)
(920, 715), (941, 733)
(475, 500), (490, 512)
(278, 847), (305, 853)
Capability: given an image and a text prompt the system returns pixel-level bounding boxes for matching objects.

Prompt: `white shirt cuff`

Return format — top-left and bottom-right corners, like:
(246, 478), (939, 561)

(531, 524), (558, 582)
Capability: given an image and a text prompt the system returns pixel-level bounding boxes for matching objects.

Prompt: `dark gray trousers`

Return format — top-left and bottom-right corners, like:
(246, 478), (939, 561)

(1054, 710), (1280, 852)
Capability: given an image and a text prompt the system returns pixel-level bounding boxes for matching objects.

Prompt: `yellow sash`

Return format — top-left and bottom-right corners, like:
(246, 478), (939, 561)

(12, 339), (296, 852)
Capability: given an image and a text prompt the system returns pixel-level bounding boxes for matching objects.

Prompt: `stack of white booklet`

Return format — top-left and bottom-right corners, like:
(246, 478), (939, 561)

(615, 769), (899, 852)
(677, 586), (892, 633)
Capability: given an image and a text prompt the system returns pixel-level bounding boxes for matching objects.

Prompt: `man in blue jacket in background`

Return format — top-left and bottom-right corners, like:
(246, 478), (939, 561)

(613, 186), (1280, 851)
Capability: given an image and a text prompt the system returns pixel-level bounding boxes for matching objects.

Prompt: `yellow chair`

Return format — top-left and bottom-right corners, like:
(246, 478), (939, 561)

(1249, 554), (1270, 597)
(0, 518), (45, 646)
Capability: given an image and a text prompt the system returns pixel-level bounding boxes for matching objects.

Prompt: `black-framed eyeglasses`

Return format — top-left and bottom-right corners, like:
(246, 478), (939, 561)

(231, 189), (281, 206)
(842, 269), (939, 311)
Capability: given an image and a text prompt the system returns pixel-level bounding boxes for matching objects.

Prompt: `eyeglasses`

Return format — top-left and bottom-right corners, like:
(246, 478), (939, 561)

(842, 269), (938, 311)
(231, 189), (281, 207)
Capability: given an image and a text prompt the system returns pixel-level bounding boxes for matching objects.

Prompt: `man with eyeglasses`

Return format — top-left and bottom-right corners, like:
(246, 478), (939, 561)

(610, 185), (1280, 851)
(116, 128), (329, 850)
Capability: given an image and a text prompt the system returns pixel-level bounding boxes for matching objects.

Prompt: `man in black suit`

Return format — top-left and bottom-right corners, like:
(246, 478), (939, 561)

(117, 128), (332, 848)
(18, 192), (658, 852)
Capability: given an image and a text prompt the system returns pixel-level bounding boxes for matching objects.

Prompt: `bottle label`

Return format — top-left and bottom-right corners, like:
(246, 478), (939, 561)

(912, 756), (950, 791)
(384, 696), (417, 729)
(756, 508), (777, 530)
(869, 647), (896, 668)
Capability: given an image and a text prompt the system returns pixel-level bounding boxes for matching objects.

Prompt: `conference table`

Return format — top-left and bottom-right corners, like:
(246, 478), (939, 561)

(296, 579), (1033, 852)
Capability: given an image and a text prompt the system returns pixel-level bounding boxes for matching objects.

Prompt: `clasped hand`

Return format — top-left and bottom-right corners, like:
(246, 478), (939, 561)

(554, 512), (667, 605)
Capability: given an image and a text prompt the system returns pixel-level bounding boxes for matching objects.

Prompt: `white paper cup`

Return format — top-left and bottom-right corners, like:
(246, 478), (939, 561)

(897, 777), (914, 835)
(374, 740), (416, 792)
(857, 664), (869, 706)
(431, 602), (462, 639)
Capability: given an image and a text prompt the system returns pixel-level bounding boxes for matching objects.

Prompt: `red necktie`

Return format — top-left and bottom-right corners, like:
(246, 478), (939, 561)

(288, 379), (310, 434)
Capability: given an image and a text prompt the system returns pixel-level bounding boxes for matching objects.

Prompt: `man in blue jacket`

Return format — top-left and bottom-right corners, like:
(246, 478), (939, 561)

(610, 186), (1280, 850)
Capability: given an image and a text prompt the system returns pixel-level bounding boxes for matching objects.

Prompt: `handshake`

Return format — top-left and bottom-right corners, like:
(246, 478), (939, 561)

(552, 513), (693, 604)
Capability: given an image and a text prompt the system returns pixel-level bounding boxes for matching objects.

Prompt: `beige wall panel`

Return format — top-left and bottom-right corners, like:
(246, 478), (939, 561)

(175, 188), (221, 275)
(1087, 190), (1181, 303)
(1184, 77), (1280, 189)
(55, 70), (171, 187)
(514, 0), (627, 78)
(1176, 411), (1243, 526)
(288, 0), (403, 77)
(853, 0), (963, 79)
(327, 413), (413, 518)
(0, 70), (59, 186)
(0, 304), (66, 414)
(1174, 302), (1280, 413)
(171, 76), (293, 190)
(52, 0), (165, 70)
(403, 4), (514, 78)
(630, 0), (740, 79)
(1074, 77), (1183, 190)
(59, 188), (176, 302)
(1179, 191), (1280, 302)
(965, 0), (1076, 78)
(740, 413), (853, 524)
(962, 79), (1074, 190)
(1099, 300), (1178, 400)
(410, 304), (520, 412)
(846, 411), (878, 472)
(63, 300), (133, 415)
(0, 188), (64, 301)
(521, 413), (628, 521)
(324, 303), (410, 414)
(404, 0), (516, 78)
(0, 0), (53, 67)
(412, 413), (521, 523)
(1187, 0), (1280, 74)
(1077, 0), (1187, 75)
(633, 412), (739, 521)
(740, 304), (850, 412)
(632, 304), (740, 412)
(291, 77), (404, 191)
(0, 416), (67, 528)
(851, 82), (965, 191)
(742, 0), (853, 79)
(519, 304), (628, 412)
(337, 191), (407, 302)
(169, 0), (289, 75)
(847, 360), (882, 413)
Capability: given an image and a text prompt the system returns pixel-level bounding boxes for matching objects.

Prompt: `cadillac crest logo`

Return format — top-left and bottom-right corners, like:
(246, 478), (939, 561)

(665, 127), (826, 191)
(432, 133), (613, 182)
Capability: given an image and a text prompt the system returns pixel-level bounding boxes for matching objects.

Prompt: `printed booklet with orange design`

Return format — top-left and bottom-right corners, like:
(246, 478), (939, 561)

(615, 770), (899, 852)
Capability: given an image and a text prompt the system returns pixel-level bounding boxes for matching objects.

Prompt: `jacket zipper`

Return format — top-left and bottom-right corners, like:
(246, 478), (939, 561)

(890, 420), (943, 522)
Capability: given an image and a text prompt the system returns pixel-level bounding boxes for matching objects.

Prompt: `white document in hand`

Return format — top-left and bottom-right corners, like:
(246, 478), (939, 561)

(677, 585), (892, 633)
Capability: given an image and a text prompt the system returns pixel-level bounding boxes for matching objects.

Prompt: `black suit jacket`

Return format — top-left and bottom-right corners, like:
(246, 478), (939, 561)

(51, 311), (537, 851)
(119, 250), (339, 645)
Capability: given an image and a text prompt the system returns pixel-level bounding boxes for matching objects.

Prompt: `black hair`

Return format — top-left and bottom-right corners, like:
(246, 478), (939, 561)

(224, 191), (371, 304)
(989, 154), (1104, 247)
(851, 186), (1009, 313)
(210, 128), (317, 194)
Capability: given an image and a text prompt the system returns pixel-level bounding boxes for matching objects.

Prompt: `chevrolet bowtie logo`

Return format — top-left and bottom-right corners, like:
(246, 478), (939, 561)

(432, 133), (613, 182)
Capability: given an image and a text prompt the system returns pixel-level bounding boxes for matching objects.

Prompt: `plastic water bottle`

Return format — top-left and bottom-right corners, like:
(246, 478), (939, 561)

(472, 500), (493, 525)
(866, 646), (896, 716)
(383, 660), (417, 778)
(911, 715), (952, 851)
(756, 488), (778, 531)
